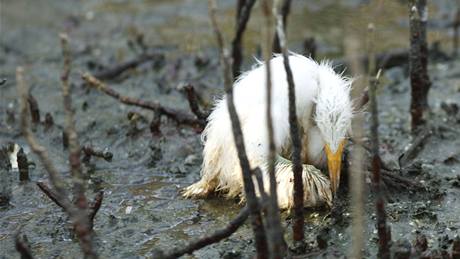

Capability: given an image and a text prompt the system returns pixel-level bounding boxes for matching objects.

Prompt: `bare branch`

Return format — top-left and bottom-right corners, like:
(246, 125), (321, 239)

(182, 84), (209, 121)
(60, 33), (88, 211)
(92, 52), (163, 81)
(157, 207), (250, 259)
(409, 1), (431, 132)
(344, 34), (366, 259)
(275, 0), (303, 245)
(261, 0), (287, 256)
(273, 0), (291, 53)
(16, 67), (72, 212)
(36, 182), (67, 210)
(232, 0), (256, 79)
(208, 0), (268, 257)
(81, 73), (204, 129)
(368, 23), (390, 259)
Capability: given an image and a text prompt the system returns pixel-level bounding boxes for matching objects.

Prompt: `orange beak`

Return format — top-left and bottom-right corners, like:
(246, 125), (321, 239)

(325, 140), (346, 195)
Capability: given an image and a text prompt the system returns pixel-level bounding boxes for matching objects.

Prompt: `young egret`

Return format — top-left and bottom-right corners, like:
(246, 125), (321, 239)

(184, 54), (352, 209)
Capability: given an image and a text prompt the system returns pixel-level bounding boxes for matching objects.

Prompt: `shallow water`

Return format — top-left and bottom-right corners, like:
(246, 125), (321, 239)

(1, 0), (460, 258)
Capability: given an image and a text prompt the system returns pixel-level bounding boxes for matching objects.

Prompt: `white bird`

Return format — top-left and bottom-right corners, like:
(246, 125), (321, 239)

(183, 54), (353, 209)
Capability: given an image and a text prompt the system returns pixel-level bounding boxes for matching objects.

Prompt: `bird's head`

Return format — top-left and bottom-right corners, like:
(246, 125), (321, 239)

(314, 64), (353, 195)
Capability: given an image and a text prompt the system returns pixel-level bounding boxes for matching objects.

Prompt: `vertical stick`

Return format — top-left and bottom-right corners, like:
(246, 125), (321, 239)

(409, 0), (431, 132)
(261, 0), (286, 258)
(208, 1), (268, 257)
(272, 0), (291, 53)
(274, 0), (304, 244)
(59, 34), (97, 259)
(231, 0), (256, 79)
(453, 8), (460, 57)
(368, 24), (390, 259)
(345, 35), (366, 259)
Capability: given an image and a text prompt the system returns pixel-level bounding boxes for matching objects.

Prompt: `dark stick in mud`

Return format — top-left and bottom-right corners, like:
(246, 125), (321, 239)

(27, 94), (40, 125)
(453, 8), (460, 57)
(17, 148), (30, 182)
(92, 52), (163, 81)
(232, 0), (256, 79)
(261, 1), (286, 256)
(88, 191), (104, 229)
(367, 24), (390, 259)
(208, 0), (269, 257)
(409, 0), (431, 132)
(274, 0), (305, 248)
(273, 0), (291, 54)
(81, 73), (204, 129)
(156, 206), (250, 259)
(36, 182), (66, 209)
(182, 84), (209, 121)
(15, 233), (34, 259)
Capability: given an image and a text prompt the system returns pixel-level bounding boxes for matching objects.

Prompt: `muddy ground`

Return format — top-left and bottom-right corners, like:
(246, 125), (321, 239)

(1, 0), (460, 258)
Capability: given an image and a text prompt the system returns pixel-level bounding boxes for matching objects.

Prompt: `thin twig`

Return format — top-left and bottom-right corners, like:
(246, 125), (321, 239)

(454, 8), (460, 57)
(81, 73), (204, 129)
(36, 182), (67, 210)
(231, 0), (257, 79)
(157, 207), (250, 259)
(398, 129), (431, 169)
(60, 34), (88, 211)
(88, 191), (104, 229)
(92, 52), (163, 81)
(182, 84), (209, 121)
(273, 0), (291, 53)
(345, 34), (366, 259)
(60, 34), (97, 259)
(208, 0), (268, 257)
(262, 0), (287, 257)
(275, 0), (303, 245)
(368, 23), (390, 259)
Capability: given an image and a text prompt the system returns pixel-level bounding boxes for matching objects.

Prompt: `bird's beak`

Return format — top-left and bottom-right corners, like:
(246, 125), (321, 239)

(325, 140), (346, 195)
